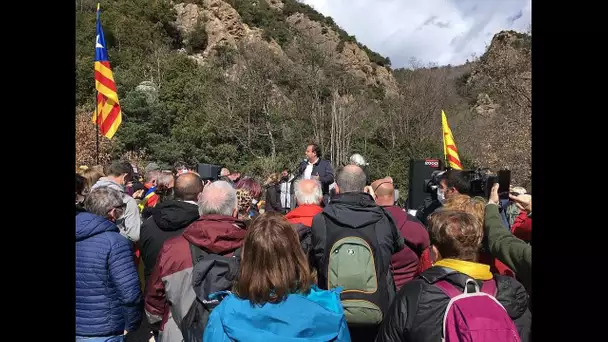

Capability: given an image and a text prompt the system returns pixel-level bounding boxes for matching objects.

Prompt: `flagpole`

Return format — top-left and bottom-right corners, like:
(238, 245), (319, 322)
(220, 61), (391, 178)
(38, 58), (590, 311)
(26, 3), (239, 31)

(95, 3), (101, 165)
(95, 94), (100, 165)
(442, 112), (447, 168)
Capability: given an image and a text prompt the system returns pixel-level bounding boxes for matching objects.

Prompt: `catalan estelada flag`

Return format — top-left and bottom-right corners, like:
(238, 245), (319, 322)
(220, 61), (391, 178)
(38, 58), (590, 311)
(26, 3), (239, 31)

(92, 3), (122, 139)
(441, 110), (463, 170)
(138, 186), (157, 212)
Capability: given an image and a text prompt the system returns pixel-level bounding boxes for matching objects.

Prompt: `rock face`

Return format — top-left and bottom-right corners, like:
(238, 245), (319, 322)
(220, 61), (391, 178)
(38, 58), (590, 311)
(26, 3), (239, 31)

(461, 30), (531, 188)
(285, 13), (398, 95)
(265, 0), (284, 11)
(173, 0), (398, 96)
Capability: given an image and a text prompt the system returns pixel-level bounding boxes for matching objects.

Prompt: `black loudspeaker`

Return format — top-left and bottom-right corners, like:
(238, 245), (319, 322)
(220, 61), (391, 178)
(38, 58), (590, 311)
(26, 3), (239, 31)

(197, 163), (222, 181)
(407, 159), (444, 210)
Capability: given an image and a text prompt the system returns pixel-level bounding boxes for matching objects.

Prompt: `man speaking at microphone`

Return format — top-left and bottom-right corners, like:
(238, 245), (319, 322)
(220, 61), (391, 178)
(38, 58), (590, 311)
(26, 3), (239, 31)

(297, 143), (335, 205)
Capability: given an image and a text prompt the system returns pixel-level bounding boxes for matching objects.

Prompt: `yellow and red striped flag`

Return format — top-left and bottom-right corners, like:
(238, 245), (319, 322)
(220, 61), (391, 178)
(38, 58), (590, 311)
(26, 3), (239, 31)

(92, 3), (122, 139)
(441, 110), (463, 170)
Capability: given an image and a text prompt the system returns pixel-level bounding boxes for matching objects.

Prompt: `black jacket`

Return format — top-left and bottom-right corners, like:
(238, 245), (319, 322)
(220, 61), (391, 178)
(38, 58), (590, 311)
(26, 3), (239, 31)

(311, 192), (405, 287)
(139, 200), (200, 284)
(375, 266), (532, 342)
(263, 184), (282, 213)
(297, 158), (335, 195)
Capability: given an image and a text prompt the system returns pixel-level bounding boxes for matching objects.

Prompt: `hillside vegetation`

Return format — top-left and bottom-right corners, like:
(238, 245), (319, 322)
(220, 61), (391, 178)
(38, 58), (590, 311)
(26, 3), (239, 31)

(76, 0), (531, 191)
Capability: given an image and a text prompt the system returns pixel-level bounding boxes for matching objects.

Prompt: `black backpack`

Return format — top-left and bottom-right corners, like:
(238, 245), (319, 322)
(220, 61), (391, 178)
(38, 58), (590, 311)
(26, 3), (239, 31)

(316, 208), (399, 326)
(175, 243), (241, 342)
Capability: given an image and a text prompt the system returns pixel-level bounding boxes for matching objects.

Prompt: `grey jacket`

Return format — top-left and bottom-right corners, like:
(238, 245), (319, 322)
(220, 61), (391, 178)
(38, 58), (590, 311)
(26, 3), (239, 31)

(92, 177), (141, 242)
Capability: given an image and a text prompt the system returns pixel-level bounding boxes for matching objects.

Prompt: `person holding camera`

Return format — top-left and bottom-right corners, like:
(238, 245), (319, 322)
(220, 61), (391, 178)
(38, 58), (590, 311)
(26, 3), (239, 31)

(416, 169), (471, 226)
(486, 183), (532, 297)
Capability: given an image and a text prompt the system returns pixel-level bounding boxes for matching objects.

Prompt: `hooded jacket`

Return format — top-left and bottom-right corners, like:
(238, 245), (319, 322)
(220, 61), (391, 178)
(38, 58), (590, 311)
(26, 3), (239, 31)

(92, 177), (141, 242)
(375, 265), (532, 342)
(139, 200), (200, 284)
(203, 286), (351, 342)
(76, 212), (143, 337)
(144, 215), (247, 342)
(311, 192), (404, 288)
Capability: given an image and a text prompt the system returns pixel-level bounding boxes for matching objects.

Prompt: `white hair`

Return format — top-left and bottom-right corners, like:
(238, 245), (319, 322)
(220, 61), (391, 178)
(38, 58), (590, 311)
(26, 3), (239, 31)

(198, 180), (237, 216)
(349, 153), (368, 166)
(294, 179), (323, 205)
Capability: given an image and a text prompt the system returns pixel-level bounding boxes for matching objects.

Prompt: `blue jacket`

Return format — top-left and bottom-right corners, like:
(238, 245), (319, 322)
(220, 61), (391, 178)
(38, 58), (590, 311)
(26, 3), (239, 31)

(204, 286), (350, 342)
(76, 212), (142, 336)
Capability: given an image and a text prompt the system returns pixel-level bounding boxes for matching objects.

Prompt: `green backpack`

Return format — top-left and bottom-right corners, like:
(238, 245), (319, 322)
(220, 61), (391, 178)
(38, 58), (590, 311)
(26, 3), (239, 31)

(321, 213), (397, 326)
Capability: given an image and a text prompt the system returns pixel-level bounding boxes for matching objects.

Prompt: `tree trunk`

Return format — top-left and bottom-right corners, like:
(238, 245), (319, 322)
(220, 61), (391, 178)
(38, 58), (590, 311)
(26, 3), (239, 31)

(264, 103), (276, 160)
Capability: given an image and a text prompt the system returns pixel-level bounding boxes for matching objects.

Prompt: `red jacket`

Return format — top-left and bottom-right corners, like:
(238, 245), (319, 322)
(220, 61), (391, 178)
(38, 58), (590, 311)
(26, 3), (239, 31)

(285, 204), (323, 227)
(144, 215), (246, 341)
(511, 211), (532, 242)
(478, 252), (515, 277)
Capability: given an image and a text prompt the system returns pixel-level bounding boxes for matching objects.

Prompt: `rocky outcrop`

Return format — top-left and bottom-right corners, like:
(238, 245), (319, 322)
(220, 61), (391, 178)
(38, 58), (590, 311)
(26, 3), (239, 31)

(172, 1), (398, 97)
(460, 30), (531, 187)
(175, 0), (287, 64)
(286, 13), (398, 96)
(265, 0), (284, 11)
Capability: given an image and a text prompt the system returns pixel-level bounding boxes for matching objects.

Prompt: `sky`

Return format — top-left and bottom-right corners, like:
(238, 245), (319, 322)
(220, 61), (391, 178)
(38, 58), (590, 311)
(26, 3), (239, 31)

(300, 0), (531, 68)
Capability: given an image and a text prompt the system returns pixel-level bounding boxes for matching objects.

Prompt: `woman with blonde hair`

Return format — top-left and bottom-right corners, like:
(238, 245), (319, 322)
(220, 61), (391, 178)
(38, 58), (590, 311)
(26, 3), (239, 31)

(442, 194), (514, 277)
(204, 212), (350, 342)
(78, 167), (105, 194)
(262, 172), (281, 213)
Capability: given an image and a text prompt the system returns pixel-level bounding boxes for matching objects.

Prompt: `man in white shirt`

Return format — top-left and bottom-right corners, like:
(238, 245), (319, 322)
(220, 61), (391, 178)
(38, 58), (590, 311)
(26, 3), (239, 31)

(297, 143), (335, 204)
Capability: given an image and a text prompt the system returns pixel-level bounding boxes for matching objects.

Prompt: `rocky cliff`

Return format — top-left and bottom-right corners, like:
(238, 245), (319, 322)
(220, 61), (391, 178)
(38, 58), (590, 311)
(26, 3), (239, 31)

(173, 0), (398, 95)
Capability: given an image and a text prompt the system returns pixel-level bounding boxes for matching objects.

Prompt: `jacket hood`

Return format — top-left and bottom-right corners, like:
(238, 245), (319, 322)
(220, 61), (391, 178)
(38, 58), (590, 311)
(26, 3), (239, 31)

(324, 192), (385, 228)
(183, 215), (247, 255)
(91, 177), (125, 194)
(212, 286), (346, 341)
(152, 200), (200, 232)
(285, 204), (323, 227)
(76, 212), (118, 241)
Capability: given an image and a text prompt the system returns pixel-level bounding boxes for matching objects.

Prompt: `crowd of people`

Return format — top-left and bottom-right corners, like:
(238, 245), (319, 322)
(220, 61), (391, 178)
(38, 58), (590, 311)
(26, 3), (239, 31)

(75, 143), (532, 342)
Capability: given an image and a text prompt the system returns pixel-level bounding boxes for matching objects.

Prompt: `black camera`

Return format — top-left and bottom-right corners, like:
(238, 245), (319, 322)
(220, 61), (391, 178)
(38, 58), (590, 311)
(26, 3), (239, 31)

(468, 168), (511, 199)
(423, 170), (446, 194)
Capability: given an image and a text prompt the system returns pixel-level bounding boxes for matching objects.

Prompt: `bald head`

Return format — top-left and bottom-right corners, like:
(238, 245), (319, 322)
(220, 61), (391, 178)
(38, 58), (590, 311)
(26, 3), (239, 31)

(174, 173), (204, 201)
(336, 165), (367, 193)
(295, 179), (323, 205)
(371, 178), (395, 206)
(220, 168), (230, 177)
(199, 180), (237, 216)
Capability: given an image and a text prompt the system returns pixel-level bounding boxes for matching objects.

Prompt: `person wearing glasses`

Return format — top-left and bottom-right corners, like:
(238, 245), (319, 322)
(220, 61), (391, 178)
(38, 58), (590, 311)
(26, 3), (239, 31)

(76, 187), (143, 342)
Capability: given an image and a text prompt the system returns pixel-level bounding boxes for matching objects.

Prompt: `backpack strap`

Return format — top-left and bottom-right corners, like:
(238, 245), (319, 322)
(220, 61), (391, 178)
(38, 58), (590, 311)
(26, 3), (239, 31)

(189, 242), (208, 266)
(436, 278), (483, 297)
(480, 278), (498, 296)
(435, 280), (462, 298)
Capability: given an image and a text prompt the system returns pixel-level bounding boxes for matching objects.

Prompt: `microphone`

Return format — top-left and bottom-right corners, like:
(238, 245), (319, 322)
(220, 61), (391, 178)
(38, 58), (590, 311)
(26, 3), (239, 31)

(293, 159), (307, 179)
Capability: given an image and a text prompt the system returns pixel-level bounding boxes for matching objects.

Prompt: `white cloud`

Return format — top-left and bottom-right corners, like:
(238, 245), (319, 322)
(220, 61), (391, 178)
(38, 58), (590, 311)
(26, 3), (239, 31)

(300, 0), (531, 68)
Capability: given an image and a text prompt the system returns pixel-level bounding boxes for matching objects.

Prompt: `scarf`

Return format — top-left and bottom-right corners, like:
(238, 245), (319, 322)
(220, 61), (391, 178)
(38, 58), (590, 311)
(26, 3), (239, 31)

(138, 186), (157, 212)
(434, 258), (493, 280)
